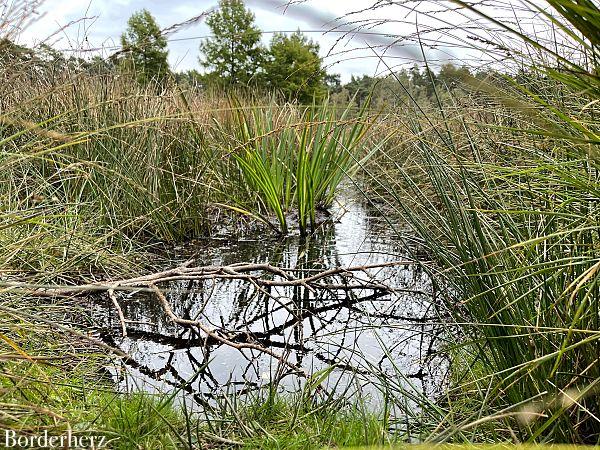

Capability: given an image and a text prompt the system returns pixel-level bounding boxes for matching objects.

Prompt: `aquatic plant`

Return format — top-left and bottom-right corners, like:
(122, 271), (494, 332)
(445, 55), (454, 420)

(225, 97), (375, 235)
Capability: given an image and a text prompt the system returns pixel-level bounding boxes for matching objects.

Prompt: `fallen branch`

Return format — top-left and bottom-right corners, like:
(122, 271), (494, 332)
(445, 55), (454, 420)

(0, 260), (418, 297)
(0, 260), (418, 376)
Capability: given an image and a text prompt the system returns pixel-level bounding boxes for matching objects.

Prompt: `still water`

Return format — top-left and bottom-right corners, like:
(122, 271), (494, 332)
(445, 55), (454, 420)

(93, 191), (446, 408)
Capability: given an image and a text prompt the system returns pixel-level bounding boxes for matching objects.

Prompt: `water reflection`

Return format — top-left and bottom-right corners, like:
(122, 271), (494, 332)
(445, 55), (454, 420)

(93, 191), (446, 407)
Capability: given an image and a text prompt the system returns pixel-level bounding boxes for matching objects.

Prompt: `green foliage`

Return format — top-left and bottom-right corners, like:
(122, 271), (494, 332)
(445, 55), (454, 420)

(0, 72), (223, 244)
(120, 9), (170, 84)
(437, 63), (472, 89)
(345, 75), (379, 108)
(0, 38), (93, 82)
(409, 64), (437, 97)
(206, 391), (390, 449)
(263, 31), (327, 103)
(383, 98), (600, 443)
(339, 64), (475, 110)
(0, 38), (35, 65)
(0, 356), (188, 449)
(173, 69), (204, 88)
(199, 0), (264, 86)
(98, 392), (187, 449)
(368, 0), (600, 444)
(222, 98), (375, 235)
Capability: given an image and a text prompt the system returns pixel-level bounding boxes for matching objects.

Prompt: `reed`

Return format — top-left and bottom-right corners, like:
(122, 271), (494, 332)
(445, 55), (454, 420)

(222, 97), (376, 235)
(366, 0), (600, 443)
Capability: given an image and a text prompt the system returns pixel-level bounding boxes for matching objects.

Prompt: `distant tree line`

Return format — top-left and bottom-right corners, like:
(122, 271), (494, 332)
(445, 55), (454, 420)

(338, 63), (478, 108)
(0, 0), (490, 105)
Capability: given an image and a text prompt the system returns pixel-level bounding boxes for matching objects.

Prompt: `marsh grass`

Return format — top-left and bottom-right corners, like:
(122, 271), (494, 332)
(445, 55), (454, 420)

(1, 74), (225, 243)
(222, 97), (377, 235)
(0, 360), (190, 448)
(363, 0), (600, 444)
(198, 385), (391, 450)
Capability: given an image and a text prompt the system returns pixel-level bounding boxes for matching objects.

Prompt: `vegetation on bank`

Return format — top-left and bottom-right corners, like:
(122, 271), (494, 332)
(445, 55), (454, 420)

(1, 0), (600, 447)
(367, 0), (600, 444)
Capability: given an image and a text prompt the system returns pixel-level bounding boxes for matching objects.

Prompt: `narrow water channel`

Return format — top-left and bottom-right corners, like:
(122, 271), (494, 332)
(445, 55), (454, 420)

(93, 190), (446, 409)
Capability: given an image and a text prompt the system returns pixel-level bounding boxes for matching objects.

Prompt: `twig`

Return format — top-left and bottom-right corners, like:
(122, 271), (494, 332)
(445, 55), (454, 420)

(108, 286), (127, 337)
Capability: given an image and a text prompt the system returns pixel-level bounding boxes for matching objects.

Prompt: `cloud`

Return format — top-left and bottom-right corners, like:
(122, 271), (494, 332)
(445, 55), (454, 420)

(15, 0), (474, 81)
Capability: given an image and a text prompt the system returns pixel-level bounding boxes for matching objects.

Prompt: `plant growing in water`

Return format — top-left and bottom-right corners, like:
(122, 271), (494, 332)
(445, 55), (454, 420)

(225, 97), (376, 235)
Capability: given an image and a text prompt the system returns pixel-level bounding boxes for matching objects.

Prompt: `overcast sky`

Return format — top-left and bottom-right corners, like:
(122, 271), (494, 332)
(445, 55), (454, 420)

(15, 0), (519, 82)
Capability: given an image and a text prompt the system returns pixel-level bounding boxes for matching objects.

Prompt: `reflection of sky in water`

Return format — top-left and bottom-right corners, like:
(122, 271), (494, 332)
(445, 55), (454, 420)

(94, 189), (446, 410)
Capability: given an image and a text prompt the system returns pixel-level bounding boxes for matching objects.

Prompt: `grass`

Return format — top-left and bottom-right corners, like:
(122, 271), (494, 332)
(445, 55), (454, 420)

(363, 0), (600, 444)
(0, 360), (189, 448)
(197, 387), (393, 449)
(0, 349), (394, 449)
(1, 74), (225, 243)
(2, 0), (600, 447)
(220, 96), (377, 235)
(1, 70), (375, 241)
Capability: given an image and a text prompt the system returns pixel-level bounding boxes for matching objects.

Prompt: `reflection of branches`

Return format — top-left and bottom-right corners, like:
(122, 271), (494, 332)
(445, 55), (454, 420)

(149, 283), (307, 375)
(95, 270), (440, 400)
(67, 240), (442, 406)
(7, 260), (426, 376)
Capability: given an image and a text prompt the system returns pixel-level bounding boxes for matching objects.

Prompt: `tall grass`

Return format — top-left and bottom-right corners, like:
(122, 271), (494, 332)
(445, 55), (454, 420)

(1, 72), (231, 243)
(1, 68), (375, 241)
(367, 0), (600, 443)
(220, 98), (376, 235)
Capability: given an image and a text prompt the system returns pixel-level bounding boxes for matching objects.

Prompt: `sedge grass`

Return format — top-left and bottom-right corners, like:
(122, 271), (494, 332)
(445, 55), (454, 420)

(222, 97), (376, 235)
(364, 0), (600, 443)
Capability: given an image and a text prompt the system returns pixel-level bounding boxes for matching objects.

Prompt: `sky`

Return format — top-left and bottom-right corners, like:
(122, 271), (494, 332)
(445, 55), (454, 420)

(13, 0), (525, 82)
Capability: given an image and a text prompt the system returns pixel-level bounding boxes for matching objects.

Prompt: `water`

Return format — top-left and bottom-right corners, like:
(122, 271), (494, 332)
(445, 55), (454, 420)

(93, 190), (446, 408)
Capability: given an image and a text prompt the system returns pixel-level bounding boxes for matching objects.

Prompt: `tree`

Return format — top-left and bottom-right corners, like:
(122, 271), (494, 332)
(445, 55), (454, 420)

(0, 38), (34, 67)
(408, 64), (437, 98)
(325, 73), (342, 94)
(437, 63), (471, 89)
(200, 0), (263, 87)
(120, 9), (169, 84)
(263, 31), (326, 103)
(174, 69), (204, 89)
(345, 75), (376, 108)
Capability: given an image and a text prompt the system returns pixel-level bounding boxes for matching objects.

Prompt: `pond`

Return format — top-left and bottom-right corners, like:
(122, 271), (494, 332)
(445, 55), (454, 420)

(92, 188), (447, 411)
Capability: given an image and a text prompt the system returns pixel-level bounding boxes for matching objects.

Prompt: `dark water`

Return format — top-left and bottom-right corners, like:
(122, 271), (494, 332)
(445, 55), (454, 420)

(93, 190), (446, 408)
